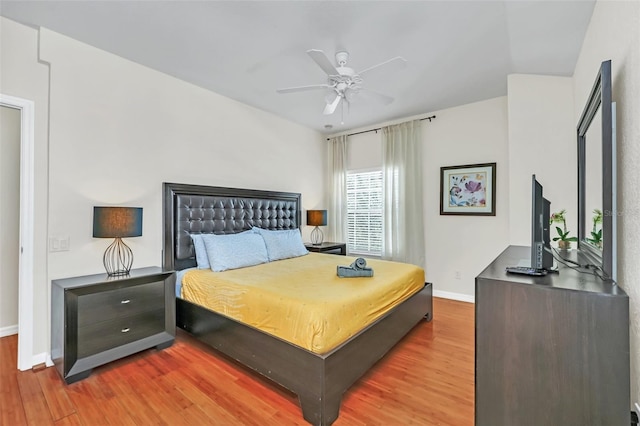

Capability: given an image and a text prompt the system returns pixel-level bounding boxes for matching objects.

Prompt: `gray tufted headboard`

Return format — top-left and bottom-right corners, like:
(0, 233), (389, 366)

(163, 182), (302, 271)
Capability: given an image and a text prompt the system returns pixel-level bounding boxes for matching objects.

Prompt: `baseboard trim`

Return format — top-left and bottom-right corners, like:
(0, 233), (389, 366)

(433, 290), (475, 303)
(32, 352), (54, 368)
(0, 329), (54, 368)
(0, 325), (18, 338)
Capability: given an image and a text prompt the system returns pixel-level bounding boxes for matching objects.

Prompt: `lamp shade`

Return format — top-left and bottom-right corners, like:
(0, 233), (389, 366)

(93, 207), (143, 238)
(307, 210), (327, 227)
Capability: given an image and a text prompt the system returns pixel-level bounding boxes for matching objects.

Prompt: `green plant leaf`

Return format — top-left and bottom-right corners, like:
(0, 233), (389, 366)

(555, 226), (564, 236)
(590, 229), (602, 242)
(552, 237), (560, 241)
(566, 237), (578, 242)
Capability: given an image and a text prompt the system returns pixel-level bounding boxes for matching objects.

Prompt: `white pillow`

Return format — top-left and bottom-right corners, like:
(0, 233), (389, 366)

(190, 234), (210, 269)
(252, 227), (308, 261)
(203, 232), (269, 272)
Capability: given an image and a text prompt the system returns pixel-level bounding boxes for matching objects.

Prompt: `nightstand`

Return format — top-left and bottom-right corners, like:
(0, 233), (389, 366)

(305, 242), (347, 256)
(51, 267), (176, 384)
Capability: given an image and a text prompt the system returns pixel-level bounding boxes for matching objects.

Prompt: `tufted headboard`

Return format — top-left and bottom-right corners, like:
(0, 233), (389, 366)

(163, 182), (302, 271)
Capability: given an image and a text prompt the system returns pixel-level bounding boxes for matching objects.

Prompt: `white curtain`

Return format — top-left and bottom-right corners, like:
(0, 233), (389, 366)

(381, 120), (425, 267)
(327, 135), (348, 244)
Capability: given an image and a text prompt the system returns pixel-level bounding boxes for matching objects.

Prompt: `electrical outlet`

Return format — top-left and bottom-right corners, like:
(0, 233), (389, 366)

(454, 271), (461, 280)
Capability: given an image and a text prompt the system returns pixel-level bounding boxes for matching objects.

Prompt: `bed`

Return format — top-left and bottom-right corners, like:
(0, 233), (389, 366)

(162, 182), (433, 425)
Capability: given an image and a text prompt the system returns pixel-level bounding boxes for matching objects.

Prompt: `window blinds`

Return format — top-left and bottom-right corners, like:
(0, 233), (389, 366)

(347, 170), (383, 256)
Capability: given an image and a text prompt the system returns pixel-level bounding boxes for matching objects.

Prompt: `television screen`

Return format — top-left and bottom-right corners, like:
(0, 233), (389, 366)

(531, 175), (554, 270)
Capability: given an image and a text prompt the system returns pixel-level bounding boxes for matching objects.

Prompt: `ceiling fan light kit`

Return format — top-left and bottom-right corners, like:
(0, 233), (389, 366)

(276, 49), (406, 119)
(335, 51), (349, 66)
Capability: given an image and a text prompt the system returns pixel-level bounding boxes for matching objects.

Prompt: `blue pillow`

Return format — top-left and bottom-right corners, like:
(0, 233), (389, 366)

(190, 234), (210, 269)
(203, 232), (269, 272)
(252, 227), (308, 261)
(175, 267), (196, 297)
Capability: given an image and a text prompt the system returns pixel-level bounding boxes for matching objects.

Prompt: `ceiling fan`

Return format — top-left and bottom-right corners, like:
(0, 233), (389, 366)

(276, 49), (407, 116)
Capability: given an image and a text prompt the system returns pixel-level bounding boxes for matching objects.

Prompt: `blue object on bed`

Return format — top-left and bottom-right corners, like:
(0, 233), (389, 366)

(203, 232), (269, 272)
(251, 227), (308, 261)
(175, 267), (195, 297)
(337, 257), (374, 278)
(190, 235), (210, 269)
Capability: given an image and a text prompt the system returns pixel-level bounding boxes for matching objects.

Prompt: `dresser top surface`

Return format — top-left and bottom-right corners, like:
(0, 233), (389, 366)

(477, 245), (626, 296)
(52, 266), (172, 289)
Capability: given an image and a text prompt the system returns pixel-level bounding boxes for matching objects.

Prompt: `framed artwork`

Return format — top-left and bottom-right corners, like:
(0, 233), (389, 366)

(440, 162), (496, 216)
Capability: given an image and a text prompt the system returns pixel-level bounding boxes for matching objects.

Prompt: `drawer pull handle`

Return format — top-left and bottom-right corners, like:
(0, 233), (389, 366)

(121, 328), (130, 333)
(120, 300), (131, 304)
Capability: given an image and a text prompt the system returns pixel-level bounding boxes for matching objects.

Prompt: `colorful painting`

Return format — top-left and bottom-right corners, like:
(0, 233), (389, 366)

(440, 163), (496, 216)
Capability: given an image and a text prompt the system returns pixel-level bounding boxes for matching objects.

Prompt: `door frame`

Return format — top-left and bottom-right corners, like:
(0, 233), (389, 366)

(0, 94), (35, 371)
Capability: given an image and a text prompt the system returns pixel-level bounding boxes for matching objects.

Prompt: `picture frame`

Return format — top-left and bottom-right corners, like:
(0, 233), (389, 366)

(440, 162), (496, 216)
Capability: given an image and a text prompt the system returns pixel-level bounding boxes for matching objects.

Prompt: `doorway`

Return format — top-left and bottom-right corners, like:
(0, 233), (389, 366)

(0, 106), (20, 339)
(0, 94), (35, 371)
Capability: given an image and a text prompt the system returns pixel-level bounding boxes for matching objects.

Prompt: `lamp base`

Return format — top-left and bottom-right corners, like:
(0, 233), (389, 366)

(103, 237), (133, 276)
(310, 226), (324, 246)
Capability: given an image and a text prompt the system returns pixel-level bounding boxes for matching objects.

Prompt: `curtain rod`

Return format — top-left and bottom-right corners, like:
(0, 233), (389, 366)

(326, 115), (436, 140)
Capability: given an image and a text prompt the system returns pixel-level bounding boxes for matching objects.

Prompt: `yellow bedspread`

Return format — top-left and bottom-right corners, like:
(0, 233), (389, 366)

(181, 253), (425, 354)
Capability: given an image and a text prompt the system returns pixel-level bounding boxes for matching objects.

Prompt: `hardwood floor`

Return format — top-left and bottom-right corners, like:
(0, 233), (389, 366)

(0, 297), (474, 425)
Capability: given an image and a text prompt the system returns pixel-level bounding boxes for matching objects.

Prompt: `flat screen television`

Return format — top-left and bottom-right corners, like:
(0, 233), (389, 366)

(531, 174), (554, 270)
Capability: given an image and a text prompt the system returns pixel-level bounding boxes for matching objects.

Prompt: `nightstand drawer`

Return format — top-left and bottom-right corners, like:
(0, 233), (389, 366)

(77, 281), (164, 326)
(77, 309), (165, 358)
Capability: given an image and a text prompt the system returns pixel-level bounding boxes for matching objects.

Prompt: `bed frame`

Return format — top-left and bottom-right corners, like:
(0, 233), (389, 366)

(162, 182), (433, 425)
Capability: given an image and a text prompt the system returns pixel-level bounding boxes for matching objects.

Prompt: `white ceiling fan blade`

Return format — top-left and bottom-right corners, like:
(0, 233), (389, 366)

(276, 84), (331, 94)
(307, 49), (339, 76)
(358, 57), (407, 79)
(359, 88), (394, 105)
(323, 94), (342, 115)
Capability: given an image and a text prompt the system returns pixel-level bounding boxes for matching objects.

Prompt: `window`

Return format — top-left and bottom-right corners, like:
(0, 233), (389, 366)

(347, 170), (383, 256)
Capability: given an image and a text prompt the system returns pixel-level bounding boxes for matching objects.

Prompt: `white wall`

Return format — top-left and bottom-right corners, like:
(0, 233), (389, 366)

(572, 0), (640, 409)
(40, 27), (326, 281)
(507, 75), (576, 246)
(424, 97), (510, 298)
(0, 106), (21, 333)
(1, 18), (326, 360)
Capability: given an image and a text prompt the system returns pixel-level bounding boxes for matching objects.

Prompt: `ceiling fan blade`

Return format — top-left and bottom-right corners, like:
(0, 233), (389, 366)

(359, 88), (394, 105)
(307, 49), (339, 76)
(276, 84), (330, 94)
(358, 57), (407, 79)
(323, 94), (342, 115)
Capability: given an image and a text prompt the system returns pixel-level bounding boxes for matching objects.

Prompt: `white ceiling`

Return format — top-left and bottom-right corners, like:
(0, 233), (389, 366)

(1, 1), (595, 134)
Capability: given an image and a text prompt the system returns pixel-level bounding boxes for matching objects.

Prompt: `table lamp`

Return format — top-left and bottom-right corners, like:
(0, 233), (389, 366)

(307, 209), (327, 246)
(93, 206), (143, 276)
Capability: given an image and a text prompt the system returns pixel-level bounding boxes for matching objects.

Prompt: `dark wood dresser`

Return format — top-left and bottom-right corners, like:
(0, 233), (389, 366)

(52, 267), (175, 384)
(475, 245), (630, 425)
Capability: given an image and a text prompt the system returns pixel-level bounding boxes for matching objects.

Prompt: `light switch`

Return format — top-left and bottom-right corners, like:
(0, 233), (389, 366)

(49, 236), (70, 252)
(49, 237), (60, 252)
(59, 237), (70, 251)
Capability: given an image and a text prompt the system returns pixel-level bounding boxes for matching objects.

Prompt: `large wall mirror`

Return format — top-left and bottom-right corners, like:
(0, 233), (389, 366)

(577, 59), (616, 281)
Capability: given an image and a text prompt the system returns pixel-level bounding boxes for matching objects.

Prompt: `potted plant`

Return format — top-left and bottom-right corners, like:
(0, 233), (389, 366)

(587, 209), (603, 249)
(550, 209), (578, 250)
